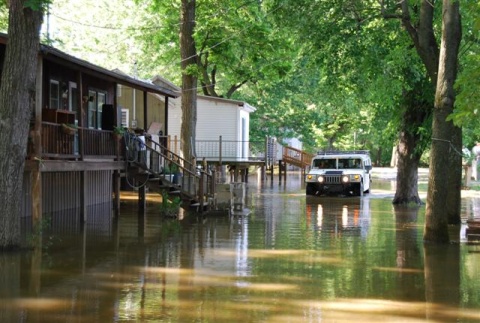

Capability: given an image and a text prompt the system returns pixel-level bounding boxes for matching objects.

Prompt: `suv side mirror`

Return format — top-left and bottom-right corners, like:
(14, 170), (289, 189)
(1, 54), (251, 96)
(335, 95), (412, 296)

(365, 165), (372, 172)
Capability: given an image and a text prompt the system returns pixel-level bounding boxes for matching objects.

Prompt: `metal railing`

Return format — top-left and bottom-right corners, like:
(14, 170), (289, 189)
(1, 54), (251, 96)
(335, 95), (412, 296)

(164, 135), (269, 162)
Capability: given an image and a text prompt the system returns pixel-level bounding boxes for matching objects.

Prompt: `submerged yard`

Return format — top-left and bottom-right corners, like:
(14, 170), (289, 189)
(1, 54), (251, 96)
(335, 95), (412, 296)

(1, 169), (480, 322)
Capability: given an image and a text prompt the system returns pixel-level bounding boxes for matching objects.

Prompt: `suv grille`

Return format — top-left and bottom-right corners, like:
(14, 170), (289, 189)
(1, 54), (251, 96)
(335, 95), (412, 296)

(324, 175), (342, 184)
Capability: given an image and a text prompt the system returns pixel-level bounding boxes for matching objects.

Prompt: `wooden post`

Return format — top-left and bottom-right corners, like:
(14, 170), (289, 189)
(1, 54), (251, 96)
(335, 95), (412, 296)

(113, 170), (120, 217)
(81, 171), (88, 223)
(278, 160), (283, 184)
(77, 72), (85, 160)
(138, 185), (146, 210)
(211, 168), (217, 209)
(31, 56), (43, 238)
(219, 135), (223, 165)
(219, 136), (224, 182)
(143, 91), (148, 130)
(164, 96), (169, 136)
(199, 171), (204, 212)
(174, 135), (178, 155)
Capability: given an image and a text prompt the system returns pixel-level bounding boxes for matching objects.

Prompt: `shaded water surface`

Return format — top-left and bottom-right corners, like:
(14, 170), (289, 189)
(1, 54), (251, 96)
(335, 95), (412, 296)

(2, 172), (480, 322)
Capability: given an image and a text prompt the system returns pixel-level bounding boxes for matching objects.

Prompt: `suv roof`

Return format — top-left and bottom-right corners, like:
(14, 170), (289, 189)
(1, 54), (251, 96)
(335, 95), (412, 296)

(315, 150), (370, 156)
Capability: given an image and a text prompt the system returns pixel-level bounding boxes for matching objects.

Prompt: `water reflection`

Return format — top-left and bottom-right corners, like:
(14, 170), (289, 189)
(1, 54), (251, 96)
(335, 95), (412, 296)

(392, 205), (424, 302)
(2, 176), (480, 322)
(306, 196), (371, 238)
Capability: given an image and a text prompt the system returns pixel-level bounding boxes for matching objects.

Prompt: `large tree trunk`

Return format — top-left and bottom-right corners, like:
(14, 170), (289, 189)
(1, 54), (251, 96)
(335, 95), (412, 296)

(424, 0), (461, 243)
(0, 1), (43, 250)
(393, 88), (430, 205)
(180, 0), (197, 163)
(446, 125), (462, 224)
(393, 133), (422, 205)
(391, 1), (438, 206)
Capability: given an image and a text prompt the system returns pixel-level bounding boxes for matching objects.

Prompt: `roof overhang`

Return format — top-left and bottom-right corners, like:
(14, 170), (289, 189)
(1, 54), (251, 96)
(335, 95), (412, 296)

(38, 43), (177, 98)
(197, 94), (257, 113)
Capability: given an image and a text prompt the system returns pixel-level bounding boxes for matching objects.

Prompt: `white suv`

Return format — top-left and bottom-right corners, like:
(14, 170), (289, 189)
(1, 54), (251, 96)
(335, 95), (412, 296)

(305, 151), (372, 196)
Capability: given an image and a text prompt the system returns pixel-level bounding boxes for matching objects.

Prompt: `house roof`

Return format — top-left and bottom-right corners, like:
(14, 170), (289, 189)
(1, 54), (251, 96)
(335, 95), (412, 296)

(40, 46), (178, 98)
(151, 74), (256, 113)
(0, 33), (177, 98)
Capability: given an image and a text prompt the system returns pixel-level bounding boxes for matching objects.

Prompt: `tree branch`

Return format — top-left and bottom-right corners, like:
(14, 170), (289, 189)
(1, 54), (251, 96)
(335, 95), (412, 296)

(226, 80), (248, 98)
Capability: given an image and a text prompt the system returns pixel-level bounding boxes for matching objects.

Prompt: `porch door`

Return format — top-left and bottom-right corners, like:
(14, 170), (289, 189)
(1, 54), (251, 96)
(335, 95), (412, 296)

(87, 90), (106, 129)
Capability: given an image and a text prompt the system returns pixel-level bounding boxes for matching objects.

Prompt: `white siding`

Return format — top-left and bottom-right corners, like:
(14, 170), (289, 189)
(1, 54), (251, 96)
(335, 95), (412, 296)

(196, 99), (238, 141)
(166, 94), (255, 160)
(167, 97), (182, 138)
(168, 97), (243, 141)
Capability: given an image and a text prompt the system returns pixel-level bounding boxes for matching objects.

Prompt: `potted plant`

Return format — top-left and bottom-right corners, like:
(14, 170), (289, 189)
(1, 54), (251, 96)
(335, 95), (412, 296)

(163, 162), (182, 185)
(159, 190), (182, 217)
(61, 123), (77, 135)
(113, 126), (126, 140)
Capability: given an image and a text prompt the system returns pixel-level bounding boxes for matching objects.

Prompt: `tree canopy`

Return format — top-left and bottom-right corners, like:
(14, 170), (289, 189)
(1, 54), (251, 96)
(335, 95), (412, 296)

(40, 0), (478, 163)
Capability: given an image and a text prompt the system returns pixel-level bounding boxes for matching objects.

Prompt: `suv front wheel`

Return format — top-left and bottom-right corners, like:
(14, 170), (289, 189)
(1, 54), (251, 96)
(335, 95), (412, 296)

(353, 182), (363, 197)
(306, 183), (316, 196)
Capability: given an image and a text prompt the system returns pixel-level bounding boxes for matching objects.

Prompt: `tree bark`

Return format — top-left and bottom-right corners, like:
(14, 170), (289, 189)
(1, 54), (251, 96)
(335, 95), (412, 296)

(424, 0), (461, 243)
(446, 125), (462, 224)
(393, 133), (422, 205)
(0, 1), (43, 250)
(180, 0), (197, 163)
(393, 88), (430, 205)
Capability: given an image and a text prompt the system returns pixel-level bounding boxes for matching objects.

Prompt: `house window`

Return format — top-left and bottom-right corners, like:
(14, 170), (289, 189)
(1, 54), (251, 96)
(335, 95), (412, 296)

(87, 89), (107, 129)
(49, 80), (60, 109)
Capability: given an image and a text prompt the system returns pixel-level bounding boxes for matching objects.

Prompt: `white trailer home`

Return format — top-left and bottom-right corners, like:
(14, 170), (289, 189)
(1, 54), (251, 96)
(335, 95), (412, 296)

(151, 75), (257, 162)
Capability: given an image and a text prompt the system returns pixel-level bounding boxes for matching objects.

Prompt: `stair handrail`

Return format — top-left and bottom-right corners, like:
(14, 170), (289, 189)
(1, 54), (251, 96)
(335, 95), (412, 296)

(145, 136), (215, 207)
(282, 145), (314, 169)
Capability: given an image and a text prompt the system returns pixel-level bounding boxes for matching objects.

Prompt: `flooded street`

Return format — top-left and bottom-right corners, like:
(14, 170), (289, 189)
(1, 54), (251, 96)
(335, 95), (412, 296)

(2, 170), (480, 322)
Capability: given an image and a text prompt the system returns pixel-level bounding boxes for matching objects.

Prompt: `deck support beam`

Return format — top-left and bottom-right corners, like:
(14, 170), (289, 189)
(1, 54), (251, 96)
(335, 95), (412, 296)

(138, 185), (146, 210)
(31, 56), (43, 239)
(113, 170), (120, 217)
(81, 171), (88, 223)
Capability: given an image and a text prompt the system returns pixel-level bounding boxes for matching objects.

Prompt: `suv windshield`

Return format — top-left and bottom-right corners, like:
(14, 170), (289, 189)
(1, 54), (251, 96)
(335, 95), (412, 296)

(313, 158), (363, 169)
(313, 159), (336, 169)
(338, 158), (362, 169)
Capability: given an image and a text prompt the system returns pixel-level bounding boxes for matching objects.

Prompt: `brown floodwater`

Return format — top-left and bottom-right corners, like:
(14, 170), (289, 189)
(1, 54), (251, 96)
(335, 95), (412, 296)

(2, 170), (480, 322)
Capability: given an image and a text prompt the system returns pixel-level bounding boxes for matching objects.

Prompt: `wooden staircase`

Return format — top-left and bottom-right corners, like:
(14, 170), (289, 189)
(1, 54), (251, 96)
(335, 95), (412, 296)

(124, 133), (215, 211)
(282, 145), (314, 170)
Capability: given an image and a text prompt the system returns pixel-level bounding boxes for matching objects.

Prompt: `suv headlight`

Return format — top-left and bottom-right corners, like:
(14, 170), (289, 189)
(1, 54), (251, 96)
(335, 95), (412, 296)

(342, 175), (349, 183)
(318, 176), (325, 183)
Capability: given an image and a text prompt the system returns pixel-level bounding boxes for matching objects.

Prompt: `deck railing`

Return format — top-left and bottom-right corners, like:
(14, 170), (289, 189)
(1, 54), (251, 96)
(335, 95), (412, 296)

(164, 135), (267, 162)
(39, 122), (118, 159)
(282, 145), (314, 169)
(82, 128), (116, 157)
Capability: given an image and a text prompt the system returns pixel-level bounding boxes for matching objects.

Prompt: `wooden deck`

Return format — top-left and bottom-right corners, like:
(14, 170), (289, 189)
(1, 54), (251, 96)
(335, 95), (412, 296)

(23, 123), (313, 221)
(23, 123), (217, 221)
